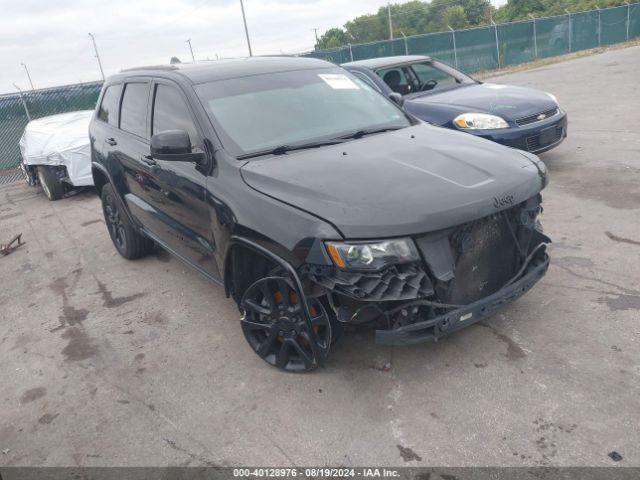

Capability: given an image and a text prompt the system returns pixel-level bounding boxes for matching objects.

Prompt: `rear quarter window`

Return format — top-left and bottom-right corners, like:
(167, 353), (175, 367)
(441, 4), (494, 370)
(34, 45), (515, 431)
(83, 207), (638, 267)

(119, 82), (149, 138)
(97, 84), (121, 126)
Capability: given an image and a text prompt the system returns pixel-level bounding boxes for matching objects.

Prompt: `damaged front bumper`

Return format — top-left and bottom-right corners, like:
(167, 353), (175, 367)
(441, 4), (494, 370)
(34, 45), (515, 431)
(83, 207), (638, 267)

(375, 254), (549, 345)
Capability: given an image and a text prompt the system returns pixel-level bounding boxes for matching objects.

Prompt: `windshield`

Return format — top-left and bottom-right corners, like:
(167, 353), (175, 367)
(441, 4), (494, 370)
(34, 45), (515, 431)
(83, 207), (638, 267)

(377, 60), (475, 96)
(195, 67), (411, 157)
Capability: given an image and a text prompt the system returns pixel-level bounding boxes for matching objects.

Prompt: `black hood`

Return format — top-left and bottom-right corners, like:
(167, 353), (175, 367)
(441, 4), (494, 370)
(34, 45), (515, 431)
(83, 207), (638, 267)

(405, 83), (557, 122)
(240, 124), (546, 239)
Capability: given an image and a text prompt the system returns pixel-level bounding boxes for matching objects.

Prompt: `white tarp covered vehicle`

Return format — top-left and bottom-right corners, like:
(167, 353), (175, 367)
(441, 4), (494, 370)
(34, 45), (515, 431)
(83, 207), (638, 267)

(19, 110), (93, 200)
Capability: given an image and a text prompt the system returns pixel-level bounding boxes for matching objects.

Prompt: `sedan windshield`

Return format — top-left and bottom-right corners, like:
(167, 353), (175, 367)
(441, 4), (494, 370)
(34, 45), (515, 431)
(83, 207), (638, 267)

(195, 67), (411, 157)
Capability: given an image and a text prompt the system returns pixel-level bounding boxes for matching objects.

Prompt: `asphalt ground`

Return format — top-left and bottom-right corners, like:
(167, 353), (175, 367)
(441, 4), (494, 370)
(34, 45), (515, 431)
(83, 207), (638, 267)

(0, 45), (639, 467)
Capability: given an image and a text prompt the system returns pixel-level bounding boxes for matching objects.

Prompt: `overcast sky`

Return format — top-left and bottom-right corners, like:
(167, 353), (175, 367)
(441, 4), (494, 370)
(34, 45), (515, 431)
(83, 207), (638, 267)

(1, 0), (507, 94)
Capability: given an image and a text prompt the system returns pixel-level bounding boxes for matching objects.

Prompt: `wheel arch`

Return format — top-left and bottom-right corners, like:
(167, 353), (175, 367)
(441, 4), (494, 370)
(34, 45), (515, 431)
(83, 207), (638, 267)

(92, 162), (136, 226)
(223, 236), (312, 317)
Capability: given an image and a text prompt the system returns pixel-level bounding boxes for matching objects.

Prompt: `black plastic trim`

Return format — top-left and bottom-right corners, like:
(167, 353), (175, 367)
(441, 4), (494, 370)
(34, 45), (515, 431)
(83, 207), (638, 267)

(375, 255), (550, 345)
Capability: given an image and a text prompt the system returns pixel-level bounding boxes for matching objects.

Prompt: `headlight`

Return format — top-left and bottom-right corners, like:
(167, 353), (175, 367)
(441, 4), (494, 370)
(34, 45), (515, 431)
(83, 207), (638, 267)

(546, 92), (559, 105)
(325, 238), (419, 270)
(453, 113), (509, 130)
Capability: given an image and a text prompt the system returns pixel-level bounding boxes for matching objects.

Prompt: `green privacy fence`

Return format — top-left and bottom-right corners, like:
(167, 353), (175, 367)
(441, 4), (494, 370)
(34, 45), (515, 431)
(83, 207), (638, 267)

(304, 3), (640, 71)
(0, 81), (103, 185)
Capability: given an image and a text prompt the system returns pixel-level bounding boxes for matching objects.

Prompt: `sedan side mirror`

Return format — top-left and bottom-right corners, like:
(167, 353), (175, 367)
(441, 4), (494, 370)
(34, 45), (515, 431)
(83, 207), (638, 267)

(150, 130), (204, 162)
(388, 92), (404, 107)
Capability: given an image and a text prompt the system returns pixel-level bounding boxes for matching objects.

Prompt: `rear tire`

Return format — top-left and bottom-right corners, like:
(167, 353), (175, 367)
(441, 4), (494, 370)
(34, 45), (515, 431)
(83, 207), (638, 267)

(37, 166), (64, 201)
(100, 183), (153, 259)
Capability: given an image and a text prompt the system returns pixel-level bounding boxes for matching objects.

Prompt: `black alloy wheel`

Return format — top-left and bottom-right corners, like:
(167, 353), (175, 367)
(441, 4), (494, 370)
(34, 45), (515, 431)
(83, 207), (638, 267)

(240, 276), (332, 372)
(100, 183), (153, 259)
(103, 189), (127, 253)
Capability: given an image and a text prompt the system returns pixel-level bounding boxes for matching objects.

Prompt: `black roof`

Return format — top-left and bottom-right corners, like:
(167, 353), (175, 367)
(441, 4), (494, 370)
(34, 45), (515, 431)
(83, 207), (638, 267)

(113, 56), (333, 84)
(342, 55), (431, 70)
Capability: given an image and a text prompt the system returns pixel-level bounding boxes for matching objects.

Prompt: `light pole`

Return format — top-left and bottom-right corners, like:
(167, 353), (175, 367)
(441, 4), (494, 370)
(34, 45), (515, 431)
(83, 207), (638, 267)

(239, 0), (253, 56)
(20, 63), (35, 91)
(88, 33), (105, 80)
(387, 3), (394, 40)
(186, 39), (195, 62)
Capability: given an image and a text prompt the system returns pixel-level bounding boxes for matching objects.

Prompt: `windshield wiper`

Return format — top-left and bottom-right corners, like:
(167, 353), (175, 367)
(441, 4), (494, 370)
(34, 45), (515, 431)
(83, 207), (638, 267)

(237, 139), (345, 160)
(339, 126), (404, 140)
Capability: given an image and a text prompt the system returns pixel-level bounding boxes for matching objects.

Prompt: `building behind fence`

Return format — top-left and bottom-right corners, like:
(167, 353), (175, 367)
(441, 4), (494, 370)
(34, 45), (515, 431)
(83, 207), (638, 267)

(1, 3), (639, 186)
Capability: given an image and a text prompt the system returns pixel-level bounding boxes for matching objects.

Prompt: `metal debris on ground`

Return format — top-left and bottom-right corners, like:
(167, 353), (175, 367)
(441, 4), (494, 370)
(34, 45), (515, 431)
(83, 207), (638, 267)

(1, 233), (24, 256)
(608, 451), (623, 462)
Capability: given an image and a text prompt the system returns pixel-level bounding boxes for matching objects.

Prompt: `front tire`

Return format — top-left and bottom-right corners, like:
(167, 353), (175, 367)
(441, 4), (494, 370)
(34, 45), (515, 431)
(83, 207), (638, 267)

(240, 276), (332, 373)
(100, 183), (153, 259)
(37, 166), (64, 201)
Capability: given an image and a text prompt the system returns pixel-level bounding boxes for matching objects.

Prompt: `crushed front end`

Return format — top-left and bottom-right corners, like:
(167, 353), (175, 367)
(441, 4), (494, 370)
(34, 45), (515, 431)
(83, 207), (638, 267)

(301, 194), (550, 345)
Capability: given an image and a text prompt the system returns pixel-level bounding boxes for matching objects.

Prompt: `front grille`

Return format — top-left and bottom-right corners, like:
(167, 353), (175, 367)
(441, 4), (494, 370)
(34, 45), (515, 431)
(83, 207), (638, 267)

(516, 107), (559, 127)
(526, 125), (564, 152)
(442, 213), (518, 305)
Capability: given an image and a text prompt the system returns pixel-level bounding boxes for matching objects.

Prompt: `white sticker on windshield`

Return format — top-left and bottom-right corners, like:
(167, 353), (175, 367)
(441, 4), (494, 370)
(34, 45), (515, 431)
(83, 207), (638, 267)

(485, 83), (507, 90)
(318, 74), (360, 90)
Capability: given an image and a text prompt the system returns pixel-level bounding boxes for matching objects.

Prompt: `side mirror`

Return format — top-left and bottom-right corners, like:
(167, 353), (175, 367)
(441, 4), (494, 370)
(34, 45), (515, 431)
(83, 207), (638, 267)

(150, 130), (204, 162)
(388, 92), (404, 107)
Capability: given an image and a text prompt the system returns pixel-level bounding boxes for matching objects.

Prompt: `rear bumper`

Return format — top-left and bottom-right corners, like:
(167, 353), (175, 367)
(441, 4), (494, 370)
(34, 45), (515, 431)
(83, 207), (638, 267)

(471, 111), (568, 154)
(375, 254), (549, 346)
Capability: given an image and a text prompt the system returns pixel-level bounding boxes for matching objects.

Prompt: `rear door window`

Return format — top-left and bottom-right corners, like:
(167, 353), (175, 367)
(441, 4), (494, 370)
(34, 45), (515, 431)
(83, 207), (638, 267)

(97, 84), (121, 126)
(119, 82), (149, 139)
(151, 84), (200, 147)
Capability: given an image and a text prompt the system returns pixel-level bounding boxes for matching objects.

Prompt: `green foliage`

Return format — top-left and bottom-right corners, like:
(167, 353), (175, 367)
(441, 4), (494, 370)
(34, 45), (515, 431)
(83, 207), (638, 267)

(317, 28), (350, 49)
(316, 0), (490, 49)
(314, 0), (635, 51)
(494, 0), (633, 22)
(444, 5), (469, 29)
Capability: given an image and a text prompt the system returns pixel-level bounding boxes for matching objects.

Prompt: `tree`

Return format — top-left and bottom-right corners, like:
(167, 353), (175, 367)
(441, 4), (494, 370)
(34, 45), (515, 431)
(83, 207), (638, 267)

(459, 0), (491, 24)
(444, 5), (469, 29)
(317, 28), (350, 50)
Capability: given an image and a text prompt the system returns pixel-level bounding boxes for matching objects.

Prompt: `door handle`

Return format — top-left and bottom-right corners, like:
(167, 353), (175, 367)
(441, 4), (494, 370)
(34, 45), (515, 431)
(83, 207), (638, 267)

(105, 137), (117, 146)
(141, 155), (157, 166)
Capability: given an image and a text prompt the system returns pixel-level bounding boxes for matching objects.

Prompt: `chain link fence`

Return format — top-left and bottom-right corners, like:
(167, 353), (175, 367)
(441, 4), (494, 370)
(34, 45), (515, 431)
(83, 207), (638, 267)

(1, 3), (639, 186)
(304, 3), (640, 71)
(0, 81), (103, 185)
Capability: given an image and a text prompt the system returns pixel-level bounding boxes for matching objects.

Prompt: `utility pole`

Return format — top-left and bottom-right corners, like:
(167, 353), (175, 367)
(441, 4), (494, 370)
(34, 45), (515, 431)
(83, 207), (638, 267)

(387, 3), (393, 40)
(239, 0), (253, 56)
(13, 83), (31, 121)
(186, 39), (195, 62)
(20, 63), (35, 91)
(313, 28), (319, 49)
(88, 33), (105, 81)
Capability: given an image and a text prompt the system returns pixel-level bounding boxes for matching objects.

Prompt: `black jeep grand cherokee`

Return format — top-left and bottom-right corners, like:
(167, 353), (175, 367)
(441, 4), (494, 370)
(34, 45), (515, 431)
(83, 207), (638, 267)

(89, 57), (550, 372)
